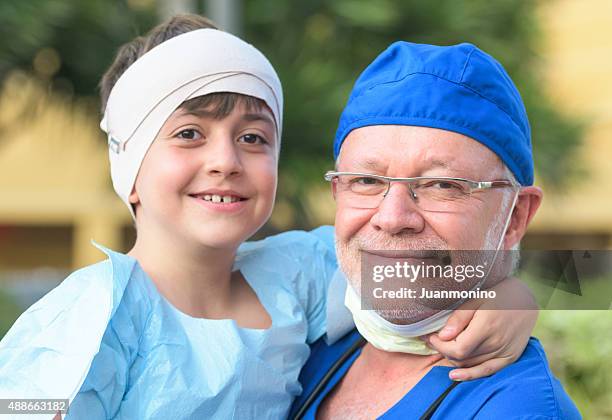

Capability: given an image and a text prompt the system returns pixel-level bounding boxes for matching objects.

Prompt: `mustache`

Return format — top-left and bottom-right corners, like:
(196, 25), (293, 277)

(346, 230), (449, 252)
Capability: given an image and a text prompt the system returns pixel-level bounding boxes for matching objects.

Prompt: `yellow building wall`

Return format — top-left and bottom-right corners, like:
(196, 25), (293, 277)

(0, 72), (131, 270)
(1, 0), (611, 273)
(531, 0), (612, 243)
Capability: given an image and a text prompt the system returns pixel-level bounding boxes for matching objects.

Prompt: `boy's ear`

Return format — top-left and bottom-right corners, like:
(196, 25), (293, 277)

(128, 188), (140, 205)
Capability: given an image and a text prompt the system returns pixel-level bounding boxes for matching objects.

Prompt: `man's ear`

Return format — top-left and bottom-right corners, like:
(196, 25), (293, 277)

(504, 186), (543, 248)
(331, 179), (338, 200)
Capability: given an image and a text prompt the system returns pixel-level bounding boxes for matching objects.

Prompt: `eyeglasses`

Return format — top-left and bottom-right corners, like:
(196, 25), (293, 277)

(324, 171), (519, 212)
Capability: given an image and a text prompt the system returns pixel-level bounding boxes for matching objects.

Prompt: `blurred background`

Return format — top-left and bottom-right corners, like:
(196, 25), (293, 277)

(0, 0), (610, 417)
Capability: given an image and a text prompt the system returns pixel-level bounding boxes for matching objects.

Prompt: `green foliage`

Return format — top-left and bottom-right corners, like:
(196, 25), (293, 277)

(0, 0), (157, 102)
(0, 289), (22, 338)
(535, 311), (612, 419)
(0, 0), (584, 223)
(245, 0), (583, 218)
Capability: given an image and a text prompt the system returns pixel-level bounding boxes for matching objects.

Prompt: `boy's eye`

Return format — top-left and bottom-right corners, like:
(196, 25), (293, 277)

(238, 134), (267, 145)
(176, 129), (202, 141)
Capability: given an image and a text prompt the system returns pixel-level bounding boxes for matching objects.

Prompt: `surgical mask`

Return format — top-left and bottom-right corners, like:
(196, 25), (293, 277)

(344, 190), (519, 354)
(345, 283), (449, 354)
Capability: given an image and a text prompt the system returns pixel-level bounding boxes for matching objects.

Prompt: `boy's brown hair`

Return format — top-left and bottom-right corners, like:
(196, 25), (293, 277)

(99, 14), (265, 117)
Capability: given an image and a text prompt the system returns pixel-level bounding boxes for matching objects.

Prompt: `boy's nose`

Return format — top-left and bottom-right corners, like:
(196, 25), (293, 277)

(205, 138), (243, 177)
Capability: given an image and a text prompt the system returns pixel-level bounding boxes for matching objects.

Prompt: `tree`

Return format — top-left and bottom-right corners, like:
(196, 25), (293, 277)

(245, 0), (582, 227)
(0, 0), (582, 229)
(0, 0), (156, 102)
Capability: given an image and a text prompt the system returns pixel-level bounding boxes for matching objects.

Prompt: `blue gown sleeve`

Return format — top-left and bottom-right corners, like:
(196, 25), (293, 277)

(303, 226), (338, 344)
(67, 315), (138, 419)
(293, 226), (338, 343)
(240, 227), (338, 344)
(0, 244), (139, 419)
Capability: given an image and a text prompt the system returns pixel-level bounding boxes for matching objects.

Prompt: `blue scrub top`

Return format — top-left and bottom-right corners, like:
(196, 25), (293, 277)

(291, 330), (581, 419)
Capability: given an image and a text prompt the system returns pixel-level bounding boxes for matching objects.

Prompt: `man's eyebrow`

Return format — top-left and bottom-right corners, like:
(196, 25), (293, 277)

(423, 159), (450, 170)
(352, 158), (387, 172)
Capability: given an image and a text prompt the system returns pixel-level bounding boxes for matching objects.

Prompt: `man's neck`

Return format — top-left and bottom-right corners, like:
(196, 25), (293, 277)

(318, 343), (450, 420)
(361, 341), (448, 372)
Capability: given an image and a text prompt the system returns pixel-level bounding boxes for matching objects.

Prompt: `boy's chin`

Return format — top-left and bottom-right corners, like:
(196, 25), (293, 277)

(190, 226), (258, 250)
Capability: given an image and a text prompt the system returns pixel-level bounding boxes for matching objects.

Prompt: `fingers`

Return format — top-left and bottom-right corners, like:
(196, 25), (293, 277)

(427, 316), (490, 361)
(437, 308), (477, 341)
(442, 344), (517, 369)
(427, 334), (480, 361)
(420, 332), (436, 343)
(448, 357), (512, 381)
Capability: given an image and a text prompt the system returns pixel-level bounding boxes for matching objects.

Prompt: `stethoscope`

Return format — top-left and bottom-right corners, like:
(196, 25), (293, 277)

(292, 337), (460, 420)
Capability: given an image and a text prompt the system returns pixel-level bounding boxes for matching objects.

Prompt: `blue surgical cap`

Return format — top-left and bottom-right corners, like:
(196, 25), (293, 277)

(333, 42), (534, 186)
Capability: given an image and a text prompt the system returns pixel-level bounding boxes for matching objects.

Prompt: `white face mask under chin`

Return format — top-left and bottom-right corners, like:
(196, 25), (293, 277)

(345, 283), (450, 355)
(344, 191), (519, 355)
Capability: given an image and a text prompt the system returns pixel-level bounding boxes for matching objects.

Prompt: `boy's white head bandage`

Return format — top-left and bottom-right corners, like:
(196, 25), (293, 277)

(100, 29), (283, 217)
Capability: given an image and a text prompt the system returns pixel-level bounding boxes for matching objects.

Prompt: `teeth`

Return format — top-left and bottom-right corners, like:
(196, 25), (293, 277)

(200, 194), (241, 203)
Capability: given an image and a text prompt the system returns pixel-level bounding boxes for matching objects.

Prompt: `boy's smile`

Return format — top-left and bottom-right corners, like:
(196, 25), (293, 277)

(129, 97), (278, 250)
(189, 188), (249, 212)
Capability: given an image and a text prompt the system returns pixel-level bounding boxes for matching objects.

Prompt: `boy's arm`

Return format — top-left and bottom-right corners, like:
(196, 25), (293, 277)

(68, 337), (130, 419)
(424, 277), (538, 380)
(304, 232), (338, 344)
(0, 256), (137, 419)
(293, 227), (339, 343)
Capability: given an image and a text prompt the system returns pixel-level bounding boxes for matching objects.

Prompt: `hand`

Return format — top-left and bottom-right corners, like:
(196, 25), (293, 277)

(422, 277), (538, 381)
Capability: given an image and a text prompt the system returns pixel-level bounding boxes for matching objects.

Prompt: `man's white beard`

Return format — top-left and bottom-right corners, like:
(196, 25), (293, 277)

(336, 232), (448, 285)
(336, 193), (516, 325)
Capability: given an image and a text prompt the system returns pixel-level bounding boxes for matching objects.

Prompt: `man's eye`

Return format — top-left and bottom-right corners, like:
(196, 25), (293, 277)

(176, 129), (202, 141)
(423, 180), (466, 192)
(238, 134), (267, 145)
(435, 181), (456, 189)
(354, 177), (381, 185)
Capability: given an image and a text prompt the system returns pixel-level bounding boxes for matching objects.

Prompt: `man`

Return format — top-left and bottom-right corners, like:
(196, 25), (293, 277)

(290, 42), (580, 419)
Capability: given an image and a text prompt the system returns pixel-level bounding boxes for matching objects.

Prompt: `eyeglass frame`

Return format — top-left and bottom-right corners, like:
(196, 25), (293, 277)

(324, 170), (520, 209)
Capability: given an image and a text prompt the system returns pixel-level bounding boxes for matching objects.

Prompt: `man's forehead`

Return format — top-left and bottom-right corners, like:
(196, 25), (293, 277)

(337, 125), (502, 174)
(342, 155), (455, 173)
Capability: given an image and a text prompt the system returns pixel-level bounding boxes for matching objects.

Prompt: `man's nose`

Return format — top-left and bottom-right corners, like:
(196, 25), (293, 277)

(205, 137), (243, 177)
(370, 183), (425, 235)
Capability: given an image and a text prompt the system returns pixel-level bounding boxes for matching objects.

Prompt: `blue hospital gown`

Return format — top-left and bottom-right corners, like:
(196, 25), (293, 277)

(0, 228), (337, 419)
